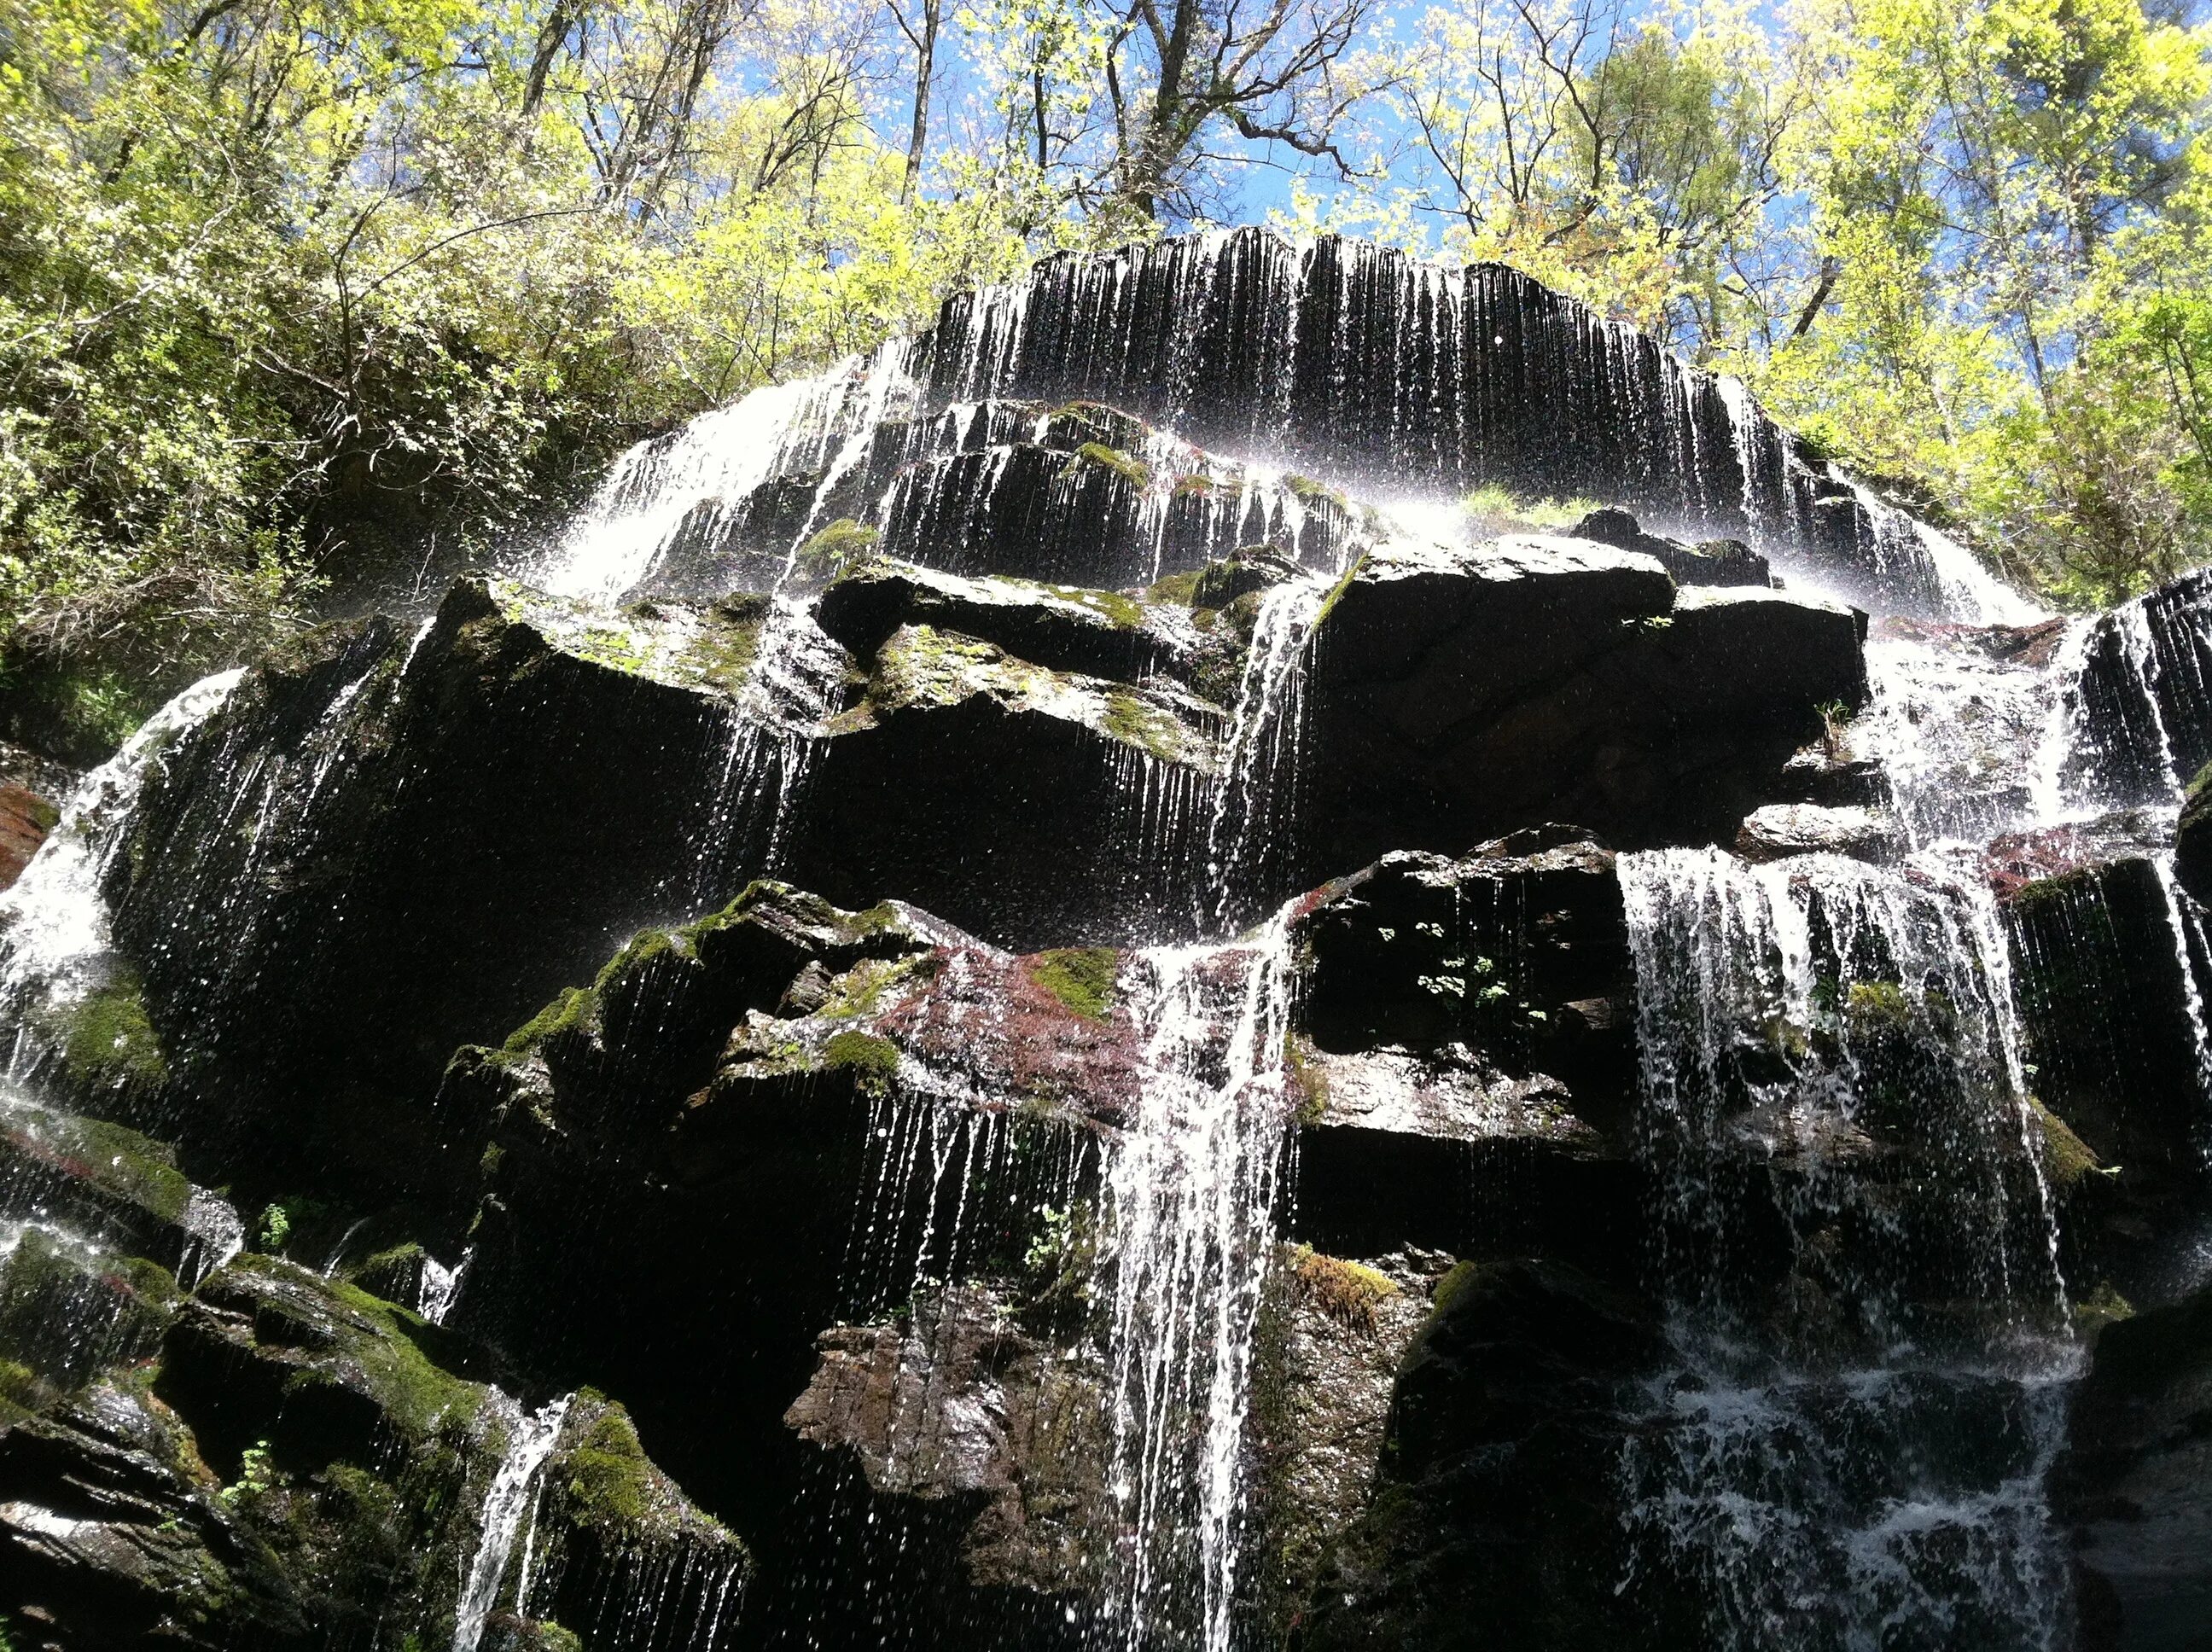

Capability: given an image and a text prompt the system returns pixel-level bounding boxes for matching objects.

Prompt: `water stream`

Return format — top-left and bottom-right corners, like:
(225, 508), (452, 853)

(453, 1393), (574, 1652)
(1098, 914), (1297, 1652)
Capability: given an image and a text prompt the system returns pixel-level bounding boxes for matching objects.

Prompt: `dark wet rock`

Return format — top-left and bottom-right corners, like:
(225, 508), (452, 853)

(1249, 1248), (1447, 1637)
(1285, 830), (1639, 1271)
(522, 1390), (750, 1650)
(1295, 828), (1633, 1116)
(816, 559), (1192, 684)
(442, 882), (1101, 1616)
(783, 1284), (1108, 1602)
(1871, 612), (2069, 669)
(0, 1230), (178, 1401)
(624, 485), (818, 600)
(917, 230), (1981, 619)
(1292, 1258), (1688, 1650)
(0, 1096), (196, 1271)
(2061, 567), (2212, 806)
(2175, 770), (2212, 908)
(1303, 538), (1866, 875)
(1733, 801), (1901, 864)
(2005, 857), (2212, 1290)
(154, 1254), (489, 1475)
(1190, 547), (1306, 610)
(2055, 1282), (2212, 1650)
(1774, 744), (1889, 808)
(787, 625), (1220, 945)
(0, 741), (79, 804)
(0, 1378), (306, 1651)
(1982, 811), (2174, 900)
(1568, 507), (1771, 588)
(106, 580), (795, 1221)
(437, 879), (965, 1159)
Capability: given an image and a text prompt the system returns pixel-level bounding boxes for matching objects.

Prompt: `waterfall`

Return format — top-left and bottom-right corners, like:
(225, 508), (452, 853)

(0, 670), (242, 1056)
(1199, 576), (1330, 934)
(538, 344), (920, 603)
(1618, 848), (2074, 1649)
(1099, 911), (1297, 1652)
(420, 1249), (469, 1326)
(2151, 860), (2212, 1116)
(453, 1393), (573, 1652)
(178, 1186), (245, 1288)
(1856, 634), (2062, 849)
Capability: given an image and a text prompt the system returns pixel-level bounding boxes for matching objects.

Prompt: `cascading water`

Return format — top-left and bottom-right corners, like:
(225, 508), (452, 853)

(0, 669), (242, 1060)
(454, 1393), (574, 1652)
(1198, 577), (1330, 935)
(1097, 914), (1297, 1652)
(1618, 848), (2075, 1650)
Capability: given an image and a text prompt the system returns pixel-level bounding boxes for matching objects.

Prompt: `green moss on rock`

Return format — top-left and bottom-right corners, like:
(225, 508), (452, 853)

(1072, 442), (1151, 490)
(1289, 1247), (1399, 1332)
(823, 1031), (900, 1080)
(1029, 948), (1120, 1019)
(795, 519), (882, 582)
(558, 1397), (657, 1528)
(45, 977), (168, 1091)
(2031, 1096), (2106, 1194)
(0, 1095), (190, 1224)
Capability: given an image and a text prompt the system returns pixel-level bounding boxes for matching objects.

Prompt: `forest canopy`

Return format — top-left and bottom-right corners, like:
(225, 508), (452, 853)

(1, 0), (2208, 753)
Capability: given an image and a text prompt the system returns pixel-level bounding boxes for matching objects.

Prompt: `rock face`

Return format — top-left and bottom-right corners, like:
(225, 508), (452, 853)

(0, 784), (57, 893)
(2055, 1287), (2212, 1649)
(1303, 537), (1866, 872)
(1294, 1259), (1684, 1649)
(1569, 506), (1773, 588)
(2004, 855), (2212, 1290)
(0, 230), (2203, 1652)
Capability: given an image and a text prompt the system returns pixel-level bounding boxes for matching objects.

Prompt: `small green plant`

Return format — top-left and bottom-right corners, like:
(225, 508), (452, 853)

(258, 1203), (291, 1252)
(1461, 485), (1598, 531)
(218, 1439), (277, 1506)
(1816, 698), (1854, 758)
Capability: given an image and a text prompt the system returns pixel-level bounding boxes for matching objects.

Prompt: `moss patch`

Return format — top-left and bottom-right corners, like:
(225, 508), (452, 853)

(1028, 948), (1120, 1020)
(559, 1397), (657, 1528)
(1284, 1033), (1330, 1126)
(795, 519), (882, 581)
(2031, 1096), (2105, 1194)
(502, 986), (595, 1057)
(823, 1031), (900, 1081)
(1427, 1259), (1482, 1319)
(1290, 1247), (1398, 1333)
(1842, 980), (1912, 1030)
(0, 1096), (190, 1224)
(1072, 443), (1151, 490)
(46, 978), (167, 1091)
(1145, 569), (1202, 607)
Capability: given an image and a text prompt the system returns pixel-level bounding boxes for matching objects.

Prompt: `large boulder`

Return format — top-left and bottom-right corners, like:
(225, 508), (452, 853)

(1286, 828), (1638, 1266)
(1568, 507), (1772, 588)
(816, 560), (1196, 683)
(784, 624), (1220, 945)
(102, 580), (795, 1216)
(1302, 537), (1866, 877)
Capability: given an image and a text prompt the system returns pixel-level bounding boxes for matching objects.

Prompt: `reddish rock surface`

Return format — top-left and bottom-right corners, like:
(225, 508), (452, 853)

(0, 784), (57, 892)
